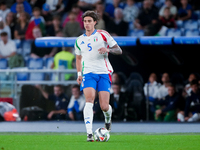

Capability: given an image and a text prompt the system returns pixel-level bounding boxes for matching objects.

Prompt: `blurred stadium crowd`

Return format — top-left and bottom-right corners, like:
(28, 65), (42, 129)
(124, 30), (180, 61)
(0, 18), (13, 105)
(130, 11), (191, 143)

(0, 0), (200, 122)
(0, 0), (200, 69)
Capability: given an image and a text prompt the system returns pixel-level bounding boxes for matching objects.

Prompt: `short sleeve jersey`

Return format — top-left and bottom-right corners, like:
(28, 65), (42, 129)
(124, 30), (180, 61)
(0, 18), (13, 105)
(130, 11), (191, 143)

(74, 29), (117, 74)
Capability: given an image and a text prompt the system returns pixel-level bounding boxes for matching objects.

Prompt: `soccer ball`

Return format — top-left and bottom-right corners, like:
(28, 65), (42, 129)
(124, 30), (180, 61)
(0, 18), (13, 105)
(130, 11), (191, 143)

(94, 127), (110, 142)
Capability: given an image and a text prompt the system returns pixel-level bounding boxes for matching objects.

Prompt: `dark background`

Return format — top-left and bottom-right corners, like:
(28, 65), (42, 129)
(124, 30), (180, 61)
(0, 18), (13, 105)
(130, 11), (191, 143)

(109, 44), (200, 83)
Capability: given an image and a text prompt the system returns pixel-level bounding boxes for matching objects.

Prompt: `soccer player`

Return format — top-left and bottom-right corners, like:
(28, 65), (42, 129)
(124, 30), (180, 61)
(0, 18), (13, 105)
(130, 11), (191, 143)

(74, 10), (122, 142)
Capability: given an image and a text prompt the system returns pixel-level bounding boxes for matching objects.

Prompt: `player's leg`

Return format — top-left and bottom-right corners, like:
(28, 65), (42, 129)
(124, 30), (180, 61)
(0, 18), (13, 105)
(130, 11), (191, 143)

(98, 74), (112, 131)
(81, 73), (98, 141)
(99, 91), (112, 131)
(83, 88), (95, 137)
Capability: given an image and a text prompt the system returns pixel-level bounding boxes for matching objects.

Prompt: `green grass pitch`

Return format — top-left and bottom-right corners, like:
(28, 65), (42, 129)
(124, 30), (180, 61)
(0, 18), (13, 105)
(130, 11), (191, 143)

(0, 132), (200, 150)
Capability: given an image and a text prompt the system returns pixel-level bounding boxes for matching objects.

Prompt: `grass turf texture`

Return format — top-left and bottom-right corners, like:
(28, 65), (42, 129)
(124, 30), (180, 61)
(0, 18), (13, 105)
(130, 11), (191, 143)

(0, 133), (200, 150)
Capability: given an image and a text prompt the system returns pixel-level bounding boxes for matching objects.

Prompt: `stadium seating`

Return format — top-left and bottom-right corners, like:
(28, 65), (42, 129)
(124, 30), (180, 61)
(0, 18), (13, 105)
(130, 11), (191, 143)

(184, 29), (199, 36)
(0, 59), (8, 80)
(128, 29), (144, 37)
(166, 28), (182, 36)
(176, 20), (183, 29)
(45, 57), (54, 80)
(28, 58), (45, 81)
(183, 20), (198, 30)
(45, 57), (54, 69)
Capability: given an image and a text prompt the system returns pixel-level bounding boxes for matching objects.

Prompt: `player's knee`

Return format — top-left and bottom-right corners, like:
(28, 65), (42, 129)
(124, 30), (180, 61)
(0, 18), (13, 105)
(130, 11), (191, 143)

(101, 105), (109, 112)
(85, 98), (94, 103)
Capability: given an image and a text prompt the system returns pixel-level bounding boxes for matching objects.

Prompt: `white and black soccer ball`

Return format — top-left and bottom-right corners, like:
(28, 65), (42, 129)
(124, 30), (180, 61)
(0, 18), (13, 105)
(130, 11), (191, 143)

(94, 127), (110, 142)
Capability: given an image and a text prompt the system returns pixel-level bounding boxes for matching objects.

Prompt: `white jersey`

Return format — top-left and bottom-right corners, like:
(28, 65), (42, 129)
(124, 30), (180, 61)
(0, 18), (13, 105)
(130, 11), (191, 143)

(75, 29), (117, 74)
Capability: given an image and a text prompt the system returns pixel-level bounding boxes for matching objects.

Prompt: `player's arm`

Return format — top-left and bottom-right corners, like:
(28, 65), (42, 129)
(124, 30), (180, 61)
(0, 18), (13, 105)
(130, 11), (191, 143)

(76, 55), (82, 85)
(98, 44), (122, 55)
(108, 44), (122, 55)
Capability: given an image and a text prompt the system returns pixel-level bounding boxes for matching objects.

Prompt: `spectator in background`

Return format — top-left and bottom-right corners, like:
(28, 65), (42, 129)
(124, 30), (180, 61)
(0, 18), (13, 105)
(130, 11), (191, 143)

(177, 80), (200, 122)
(105, 0), (126, 18)
(14, 12), (28, 42)
(0, 32), (16, 58)
(15, 3), (25, 18)
(123, 0), (139, 23)
(0, 20), (11, 39)
(2, 0), (15, 8)
(107, 7), (129, 36)
(5, 12), (15, 39)
(184, 73), (197, 96)
(110, 72), (126, 93)
(10, 0), (32, 16)
(0, 2), (10, 22)
(28, 0), (46, 10)
(94, 1), (106, 30)
(134, 0), (158, 30)
(155, 84), (181, 121)
(77, 0), (101, 11)
(25, 7), (45, 40)
(159, 7), (177, 28)
(177, 0), (192, 21)
(159, 0), (177, 19)
(30, 7), (45, 24)
(62, 4), (84, 30)
(45, 0), (65, 15)
(94, 1), (111, 30)
(30, 26), (56, 58)
(148, 0), (159, 12)
(144, 73), (161, 102)
(109, 82), (128, 121)
(67, 85), (85, 121)
(41, 3), (52, 28)
(144, 73), (161, 120)
(63, 12), (82, 37)
(35, 84), (69, 120)
(46, 15), (62, 36)
(51, 47), (75, 80)
(154, 72), (171, 99)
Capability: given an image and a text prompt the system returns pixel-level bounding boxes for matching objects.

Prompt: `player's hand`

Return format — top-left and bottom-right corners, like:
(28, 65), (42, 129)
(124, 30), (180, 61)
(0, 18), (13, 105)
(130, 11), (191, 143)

(77, 76), (82, 85)
(98, 47), (109, 54)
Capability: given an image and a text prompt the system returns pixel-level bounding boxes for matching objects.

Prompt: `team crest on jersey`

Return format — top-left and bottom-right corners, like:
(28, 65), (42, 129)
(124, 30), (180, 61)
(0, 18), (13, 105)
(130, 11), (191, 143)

(94, 36), (98, 42)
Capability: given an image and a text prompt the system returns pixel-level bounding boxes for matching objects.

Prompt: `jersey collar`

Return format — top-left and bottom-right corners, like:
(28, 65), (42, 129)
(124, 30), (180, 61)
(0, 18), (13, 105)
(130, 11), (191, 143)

(83, 29), (97, 36)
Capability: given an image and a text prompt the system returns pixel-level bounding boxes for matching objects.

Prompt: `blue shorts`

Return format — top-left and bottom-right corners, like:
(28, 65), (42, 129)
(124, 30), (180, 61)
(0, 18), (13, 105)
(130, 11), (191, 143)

(80, 73), (112, 92)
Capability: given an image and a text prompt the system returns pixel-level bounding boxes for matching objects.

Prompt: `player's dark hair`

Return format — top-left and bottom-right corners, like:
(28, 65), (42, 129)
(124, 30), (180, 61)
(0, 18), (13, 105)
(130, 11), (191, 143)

(82, 10), (99, 26)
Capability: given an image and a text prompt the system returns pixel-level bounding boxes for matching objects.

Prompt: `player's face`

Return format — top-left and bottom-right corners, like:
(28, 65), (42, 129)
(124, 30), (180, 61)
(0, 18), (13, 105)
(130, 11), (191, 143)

(54, 86), (63, 97)
(83, 16), (96, 32)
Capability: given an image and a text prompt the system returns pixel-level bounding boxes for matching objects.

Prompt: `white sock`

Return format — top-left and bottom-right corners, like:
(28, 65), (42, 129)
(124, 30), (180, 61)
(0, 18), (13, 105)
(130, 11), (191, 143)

(83, 102), (94, 134)
(177, 113), (184, 122)
(103, 105), (112, 123)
